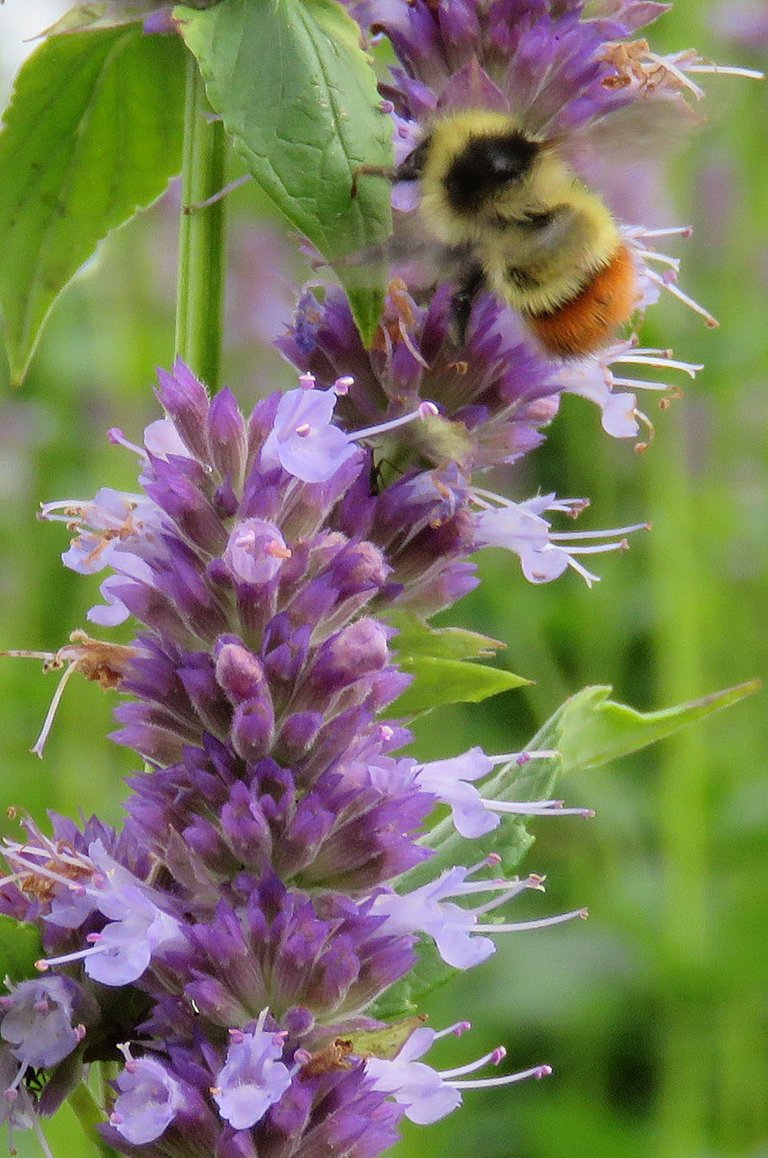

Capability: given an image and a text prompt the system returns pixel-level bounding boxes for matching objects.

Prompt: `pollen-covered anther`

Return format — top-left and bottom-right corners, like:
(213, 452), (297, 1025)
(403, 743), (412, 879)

(600, 40), (647, 89)
(267, 540), (292, 560)
(564, 499), (590, 519)
(428, 475), (457, 528)
(333, 375), (354, 395)
(1, 847), (86, 911)
(373, 279), (430, 366)
(224, 520), (292, 584)
(388, 277), (418, 328)
(1, 631), (137, 758)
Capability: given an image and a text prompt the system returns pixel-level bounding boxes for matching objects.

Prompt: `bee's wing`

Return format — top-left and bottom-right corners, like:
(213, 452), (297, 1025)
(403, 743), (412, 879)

(329, 230), (467, 294)
(558, 96), (702, 220)
(579, 93), (703, 161)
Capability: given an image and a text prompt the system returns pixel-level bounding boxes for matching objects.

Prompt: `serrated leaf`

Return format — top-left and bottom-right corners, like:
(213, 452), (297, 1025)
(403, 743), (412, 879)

(389, 655), (529, 716)
(35, 4), (108, 36)
(0, 28), (185, 383)
(387, 610), (504, 662)
(0, 915), (43, 984)
(176, 0), (393, 345)
(39, 4), (180, 36)
(381, 680), (760, 1012)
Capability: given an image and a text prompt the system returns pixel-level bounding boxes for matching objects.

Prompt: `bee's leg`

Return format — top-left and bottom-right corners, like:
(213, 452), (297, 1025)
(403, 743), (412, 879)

(451, 264), (486, 345)
(350, 164), (398, 199)
(395, 138), (431, 181)
(351, 137), (431, 197)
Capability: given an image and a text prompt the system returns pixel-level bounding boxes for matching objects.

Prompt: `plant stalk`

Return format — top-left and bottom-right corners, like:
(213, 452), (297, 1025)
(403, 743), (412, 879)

(175, 52), (228, 391)
(68, 1083), (118, 1158)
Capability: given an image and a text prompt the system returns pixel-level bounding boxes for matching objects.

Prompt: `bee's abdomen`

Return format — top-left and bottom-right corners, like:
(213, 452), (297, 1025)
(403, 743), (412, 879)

(526, 244), (637, 358)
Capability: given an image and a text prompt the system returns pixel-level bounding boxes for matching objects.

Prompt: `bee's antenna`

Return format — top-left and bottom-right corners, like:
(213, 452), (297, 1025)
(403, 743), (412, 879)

(183, 174), (253, 214)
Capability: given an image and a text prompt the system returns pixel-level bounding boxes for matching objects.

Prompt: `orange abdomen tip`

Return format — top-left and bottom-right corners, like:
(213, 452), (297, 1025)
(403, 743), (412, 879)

(527, 244), (637, 358)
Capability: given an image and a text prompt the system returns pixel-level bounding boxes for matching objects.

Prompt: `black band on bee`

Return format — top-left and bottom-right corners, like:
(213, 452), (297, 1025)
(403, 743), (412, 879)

(517, 207), (560, 230)
(505, 265), (541, 291)
(443, 133), (540, 214)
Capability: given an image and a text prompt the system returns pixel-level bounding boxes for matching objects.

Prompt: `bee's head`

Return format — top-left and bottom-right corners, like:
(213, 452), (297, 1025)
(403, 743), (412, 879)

(414, 110), (570, 245)
(442, 129), (541, 215)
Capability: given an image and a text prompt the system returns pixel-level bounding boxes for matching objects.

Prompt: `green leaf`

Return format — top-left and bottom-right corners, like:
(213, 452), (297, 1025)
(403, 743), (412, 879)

(384, 613), (520, 715)
(556, 680), (761, 774)
(389, 655), (529, 716)
(376, 680), (760, 1016)
(35, 5), (108, 36)
(0, 915), (43, 984)
(415, 678), (761, 881)
(176, 0), (393, 344)
(343, 1016), (427, 1060)
(387, 610), (504, 662)
(0, 27), (185, 383)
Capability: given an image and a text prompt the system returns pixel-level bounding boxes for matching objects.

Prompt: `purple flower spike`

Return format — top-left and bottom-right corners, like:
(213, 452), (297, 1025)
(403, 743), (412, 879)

(7, 0), (761, 1145)
(0, 305), (616, 1156)
(4, 258), (648, 1147)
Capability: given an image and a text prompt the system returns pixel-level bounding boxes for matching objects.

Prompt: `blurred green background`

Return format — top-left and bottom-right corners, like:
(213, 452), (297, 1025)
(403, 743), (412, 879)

(0, 2), (766, 1156)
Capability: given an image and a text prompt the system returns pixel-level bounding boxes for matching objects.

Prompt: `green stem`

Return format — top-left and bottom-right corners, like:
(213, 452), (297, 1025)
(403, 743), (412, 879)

(68, 1083), (118, 1158)
(649, 407), (710, 1158)
(175, 53), (228, 391)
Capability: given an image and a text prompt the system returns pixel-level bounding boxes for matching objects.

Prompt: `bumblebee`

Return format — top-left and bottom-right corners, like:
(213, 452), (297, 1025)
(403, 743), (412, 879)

(360, 109), (638, 357)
